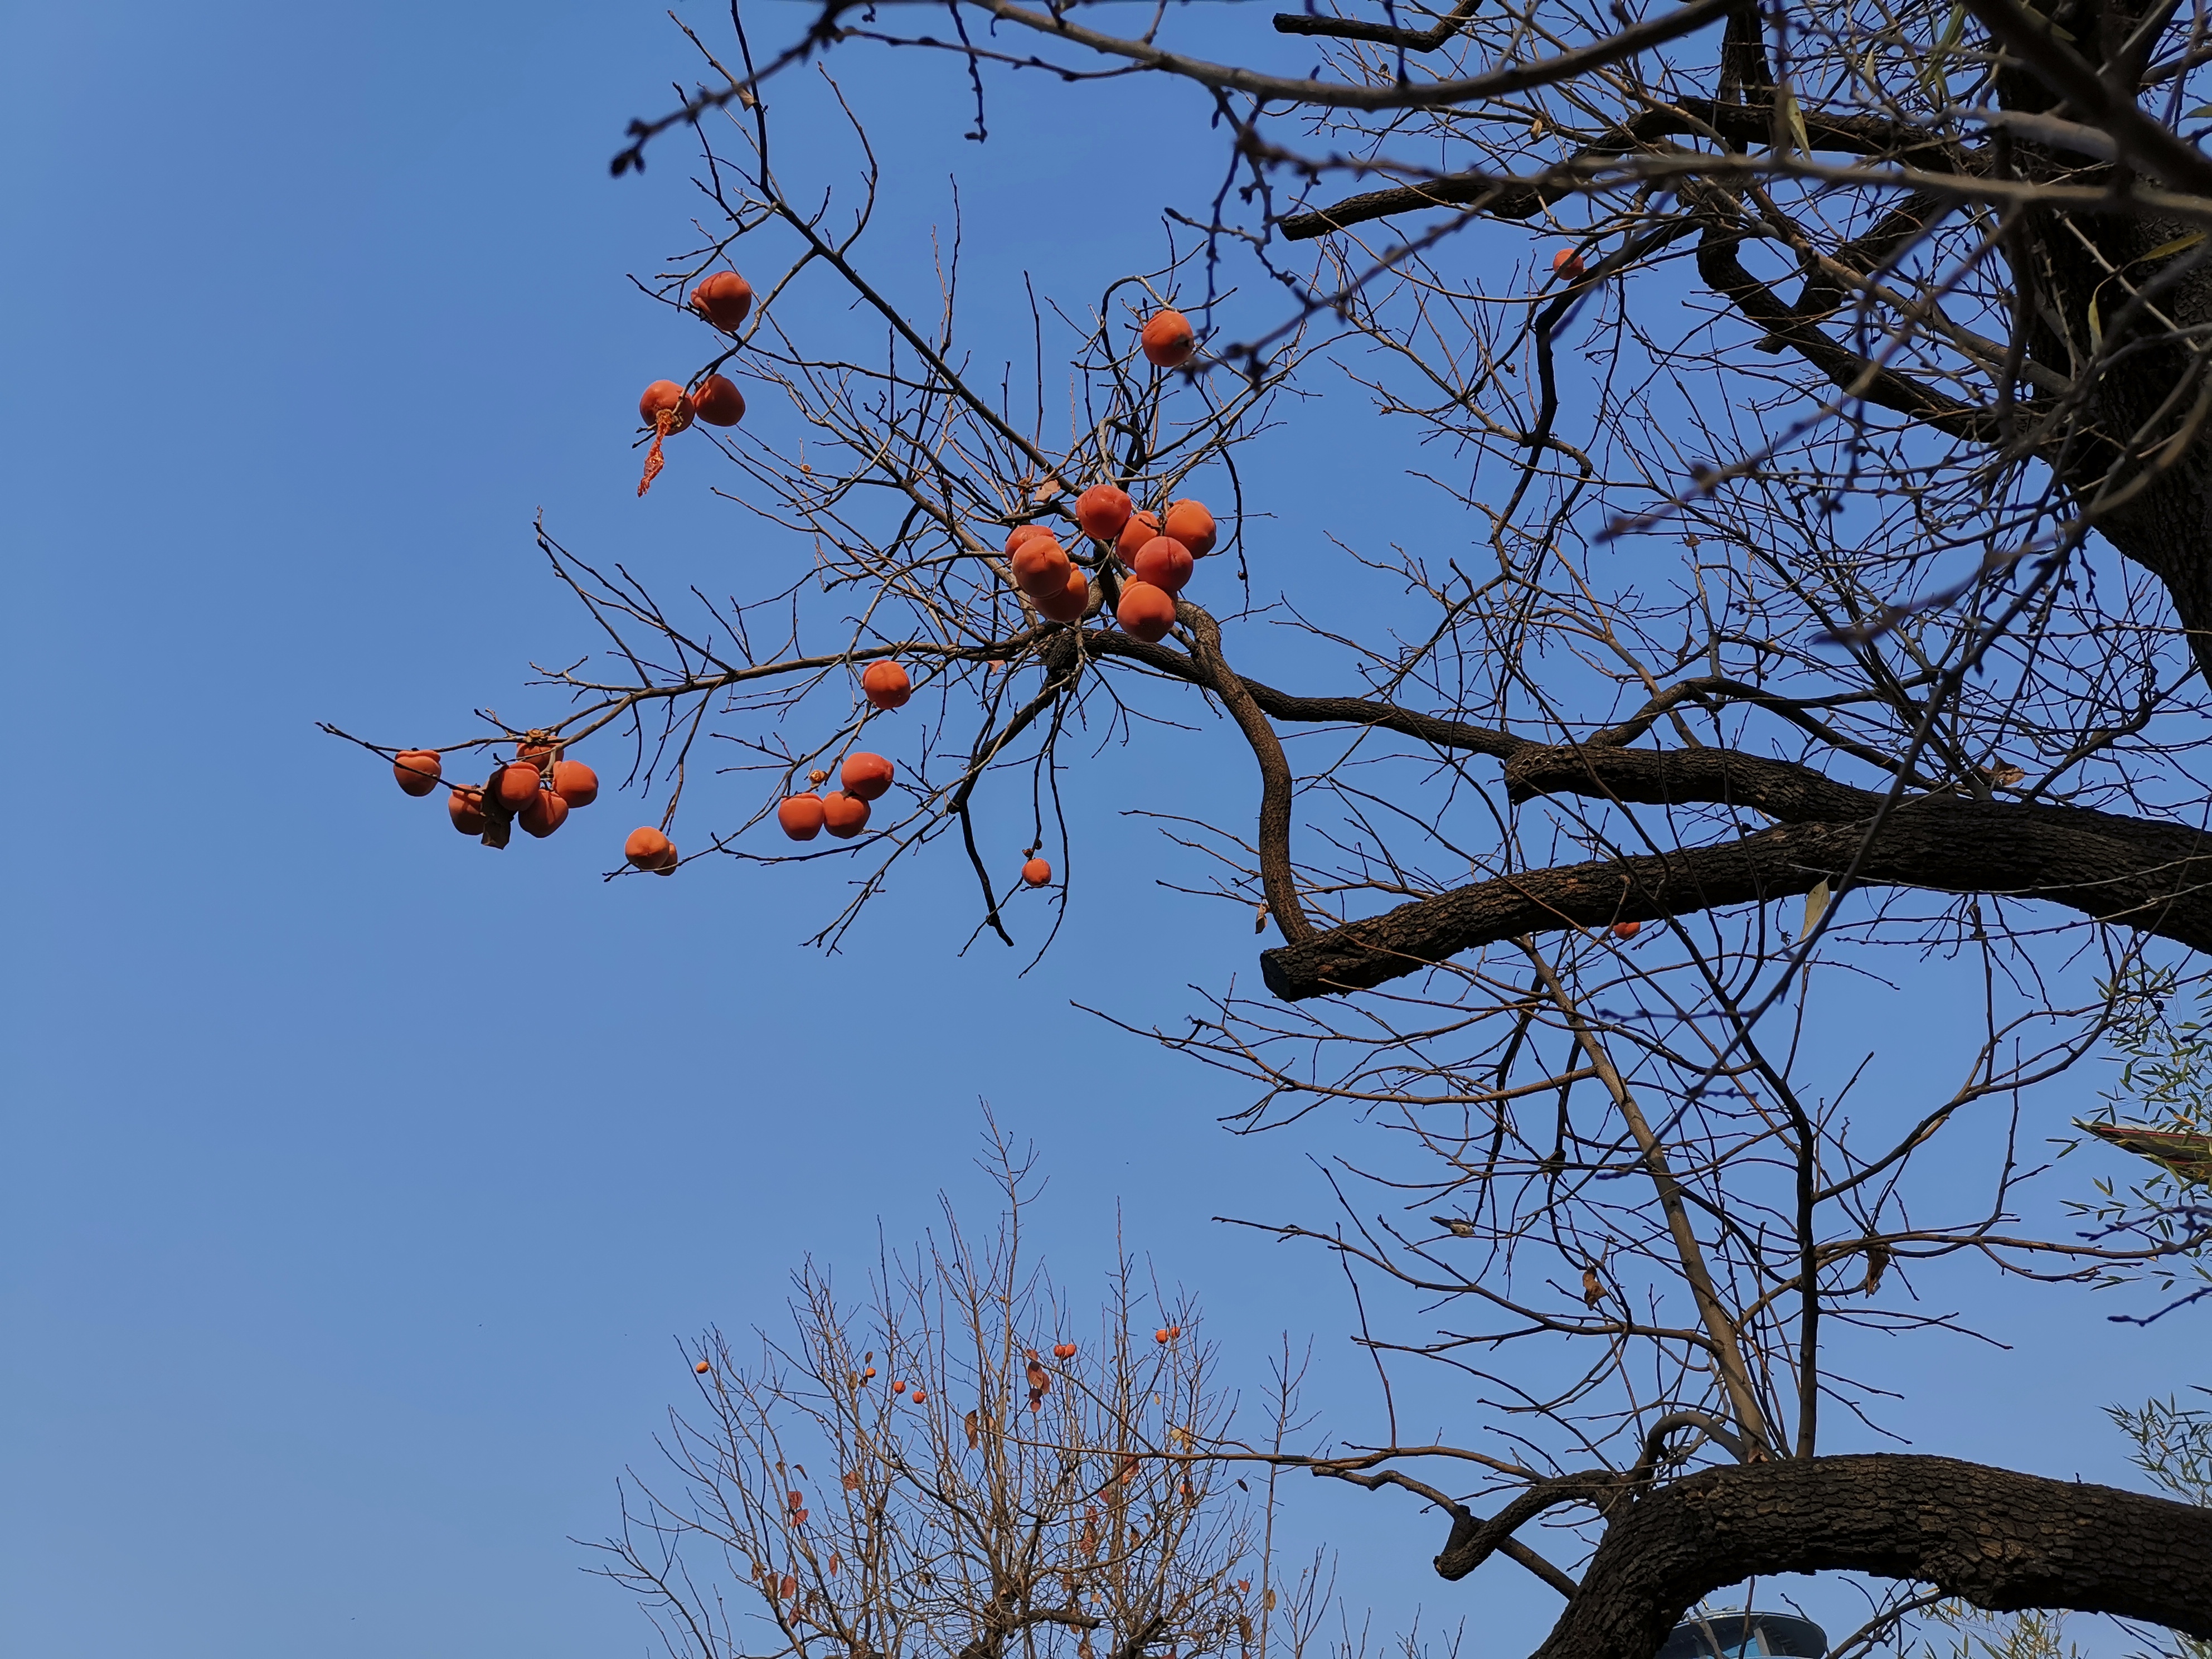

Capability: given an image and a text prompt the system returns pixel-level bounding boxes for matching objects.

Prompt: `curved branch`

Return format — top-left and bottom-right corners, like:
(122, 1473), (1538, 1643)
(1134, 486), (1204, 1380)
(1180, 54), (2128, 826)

(1181, 603), (1319, 944)
(1525, 1455), (2212, 1659)
(1271, 0), (1482, 51)
(1261, 797), (2212, 999)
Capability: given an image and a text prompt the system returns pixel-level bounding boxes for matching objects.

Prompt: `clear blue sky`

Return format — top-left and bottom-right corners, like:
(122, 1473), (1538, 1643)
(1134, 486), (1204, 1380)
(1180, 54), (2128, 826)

(1, 4), (2200, 1657)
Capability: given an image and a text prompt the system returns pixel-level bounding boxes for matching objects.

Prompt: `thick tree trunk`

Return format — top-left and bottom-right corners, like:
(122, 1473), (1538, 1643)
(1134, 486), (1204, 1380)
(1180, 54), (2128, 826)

(1478, 1456), (2212, 1659)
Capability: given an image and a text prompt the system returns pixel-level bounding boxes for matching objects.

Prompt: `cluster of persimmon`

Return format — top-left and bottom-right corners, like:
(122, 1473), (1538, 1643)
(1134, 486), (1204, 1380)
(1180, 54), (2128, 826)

(635, 270), (756, 494)
(391, 745), (603, 843)
(771, 660), (914, 849)
(1006, 481), (1217, 647)
(1152, 1323), (1183, 1344)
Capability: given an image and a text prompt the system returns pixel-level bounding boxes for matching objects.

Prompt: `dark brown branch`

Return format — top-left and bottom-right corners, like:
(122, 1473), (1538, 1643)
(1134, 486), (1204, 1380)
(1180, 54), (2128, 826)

(1272, 0), (1482, 51)
(1278, 104), (1972, 240)
(1694, 226), (2002, 442)
(1260, 795), (2212, 999)
(1523, 1455), (2212, 1659)
(1504, 744), (1886, 821)
(1434, 1469), (1626, 1580)
(1181, 602), (1320, 944)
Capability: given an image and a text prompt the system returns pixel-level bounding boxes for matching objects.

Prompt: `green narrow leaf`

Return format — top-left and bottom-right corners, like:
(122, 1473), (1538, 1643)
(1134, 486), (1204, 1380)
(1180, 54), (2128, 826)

(2186, 104), (2212, 118)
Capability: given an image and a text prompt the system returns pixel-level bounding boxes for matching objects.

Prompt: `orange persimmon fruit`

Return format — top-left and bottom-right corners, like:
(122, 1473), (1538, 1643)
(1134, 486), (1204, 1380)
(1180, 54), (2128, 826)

(1075, 483), (1133, 542)
(691, 270), (755, 332)
(639, 380), (694, 433)
(841, 752), (895, 801)
(1034, 564), (1090, 623)
(519, 788), (570, 838)
(1005, 522), (1054, 555)
(695, 1359), (712, 1375)
(1141, 307), (1196, 368)
(1612, 920), (1641, 939)
(550, 760), (598, 807)
(1162, 498), (1217, 557)
(494, 762), (545, 812)
(1132, 536), (1193, 595)
(1553, 248), (1586, 282)
(1115, 510), (1161, 566)
(1022, 857), (1052, 887)
(1011, 535), (1072, 599)
(1117, 580), (1177, 643)
(625, 826), (675, 870)
(861, 660), (912, 710)
(392, 749), (442, 796)
(778, 794), (827, 841)
(447, 788), (487, 835)
(822, 791), (871, 838)
(691, 374), (745, 427)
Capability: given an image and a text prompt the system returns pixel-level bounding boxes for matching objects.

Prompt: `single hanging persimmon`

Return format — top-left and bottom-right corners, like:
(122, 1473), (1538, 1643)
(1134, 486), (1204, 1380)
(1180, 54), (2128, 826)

(1162, 498), (1217, 557)
(692, 374), (745, 427)
(1132, 536), (1193, 595)
(1115, 510), (1161, 566)
(639, 380), (694, 433)
(1154, 1328), (1171, 1344)
(637, 380), (694, 497)
(1010, 535), (1071, 599)
(494, 762), (545, 812)
(550, 760), (598, 807)
(778, 794), (826, 841)
(392, 750), (442, 796)
(690, 269), (754, 332)
(861, 660), (911, 710)
(910, 1387), (928, 1404)
(1117, 580), (1177, 643)
(1022, 856), (1052, 887)
(1553, 248), (1587, 282)
(841, 753), (895, 801)
(1004, 522), (1054, 555)
(625, 826), (675, 870)
(1076, 484), (1133, 542)
(890, 1379), (906, 1394)
(520, 788), (570, 838)
(1611, 920), (1641, 939)
(695, 1359), (712, 1375)
(448, 788), (487, 835)
(1141, 307), (1196, 368)
(822, 791), (871, 838)
(1034, 564), (1090, 623)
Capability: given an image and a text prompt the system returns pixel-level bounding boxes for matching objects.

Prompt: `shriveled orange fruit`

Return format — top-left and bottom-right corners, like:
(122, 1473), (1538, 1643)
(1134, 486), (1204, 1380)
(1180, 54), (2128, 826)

(1076, 484), (1133, 542)
(1612, 920), (1641, 939)
(392, 750), (442, 796)
(822, 792), (871, 838)
(778, 794), (826, 841)
(691, 374), (745, 426)
(1141, 308), (1196, 368)
(1022, 857), (1052, 887)
(1115, 510), (1160, 567)
(639, 380), (694, 432)
(625, 826), (675, 870)
(1117, 580), (1177, 643)
(841, 753), (895, 801)
(1162, 499), (1217, 557)
(690, 270), (754, 331)
(1132, 536), (1193, 595)
(861, 661), (912, 710)
(447, 788), (487, 835)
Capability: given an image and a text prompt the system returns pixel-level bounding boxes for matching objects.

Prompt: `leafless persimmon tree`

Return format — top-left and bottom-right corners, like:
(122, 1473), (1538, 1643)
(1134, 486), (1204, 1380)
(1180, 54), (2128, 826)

(593, 1133), (1348, 1659)
(336, 0), (2212, 1655)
